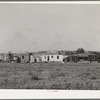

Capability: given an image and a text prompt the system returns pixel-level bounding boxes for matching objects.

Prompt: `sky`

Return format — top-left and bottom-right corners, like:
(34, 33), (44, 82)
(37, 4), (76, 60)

(0, 4), (100, 53)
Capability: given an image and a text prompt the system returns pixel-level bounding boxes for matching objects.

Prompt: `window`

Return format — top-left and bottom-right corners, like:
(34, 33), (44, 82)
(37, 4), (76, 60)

(92, 56), (95, 60)
(51, 56), (53, 58)
(44, 56), (46, 59)
(57, 56), (59, 59)
(22, 55), (24, 59)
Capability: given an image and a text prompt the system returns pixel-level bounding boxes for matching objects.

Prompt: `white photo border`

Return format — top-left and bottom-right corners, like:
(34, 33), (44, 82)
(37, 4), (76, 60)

(0, 1), (100, 99)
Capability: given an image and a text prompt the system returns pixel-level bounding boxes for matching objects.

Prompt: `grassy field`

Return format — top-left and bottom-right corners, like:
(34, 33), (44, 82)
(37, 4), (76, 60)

(0, 62), (100, 89)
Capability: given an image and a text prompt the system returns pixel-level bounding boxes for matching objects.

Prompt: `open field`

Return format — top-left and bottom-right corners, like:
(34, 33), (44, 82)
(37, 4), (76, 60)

(0, 62), (100, 89)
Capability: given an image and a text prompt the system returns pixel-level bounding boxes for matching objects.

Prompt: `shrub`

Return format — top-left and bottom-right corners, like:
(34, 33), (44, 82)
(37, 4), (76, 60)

(91, 76), (97, 80)
(30, 76), (40, 81)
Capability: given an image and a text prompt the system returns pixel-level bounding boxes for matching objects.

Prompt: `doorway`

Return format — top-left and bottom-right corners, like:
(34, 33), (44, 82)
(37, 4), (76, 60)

(47, 56), (50, 61)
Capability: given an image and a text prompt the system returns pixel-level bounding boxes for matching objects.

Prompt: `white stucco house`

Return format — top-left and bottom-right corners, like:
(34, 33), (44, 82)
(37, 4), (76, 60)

(30, 51), (64, 63)
(41, 52), (63, 62)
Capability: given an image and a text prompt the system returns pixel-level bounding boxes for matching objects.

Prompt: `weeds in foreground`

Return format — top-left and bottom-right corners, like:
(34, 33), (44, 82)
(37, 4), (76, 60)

(0, 62), (100, 89)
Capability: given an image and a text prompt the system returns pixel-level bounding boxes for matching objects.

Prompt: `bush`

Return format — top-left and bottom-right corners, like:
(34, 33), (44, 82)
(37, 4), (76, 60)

(30, 76), (40, 81)
(91, 76), (97, 80)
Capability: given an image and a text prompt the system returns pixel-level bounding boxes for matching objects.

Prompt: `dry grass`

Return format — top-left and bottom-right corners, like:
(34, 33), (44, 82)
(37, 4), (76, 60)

(0, 62), (100, 89)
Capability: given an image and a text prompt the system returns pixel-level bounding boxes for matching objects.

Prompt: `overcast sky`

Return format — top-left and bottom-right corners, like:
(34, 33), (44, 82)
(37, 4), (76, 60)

(0, 4), (100, 53)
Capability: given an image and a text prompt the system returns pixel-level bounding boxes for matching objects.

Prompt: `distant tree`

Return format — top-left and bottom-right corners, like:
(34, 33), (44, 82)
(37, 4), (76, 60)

(89, 51), (99, 55)
(76, 48), (85, 54)
(8, 51), (13, 62)
(17, 57), (21, 63)
(65, 51), (74, 55)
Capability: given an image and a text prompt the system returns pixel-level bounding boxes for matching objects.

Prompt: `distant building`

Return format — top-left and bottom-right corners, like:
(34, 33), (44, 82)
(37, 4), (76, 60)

(30, 52), (43, 63)
(29, 51), (64, 63)
(41, 52), (63, 62)
(30, 55), (35, 63)
(68, 53), (99, 63)
(0, 53), (8, 61)
(34, 55), (42, 62)
(20, 52), (30, 63)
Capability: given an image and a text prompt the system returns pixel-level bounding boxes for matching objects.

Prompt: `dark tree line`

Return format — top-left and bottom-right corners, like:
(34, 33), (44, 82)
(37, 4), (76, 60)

(76, 48), (85, 54)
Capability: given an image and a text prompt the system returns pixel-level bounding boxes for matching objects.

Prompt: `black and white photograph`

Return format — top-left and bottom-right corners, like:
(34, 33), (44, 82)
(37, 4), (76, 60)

(0, 2), (100, 90)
